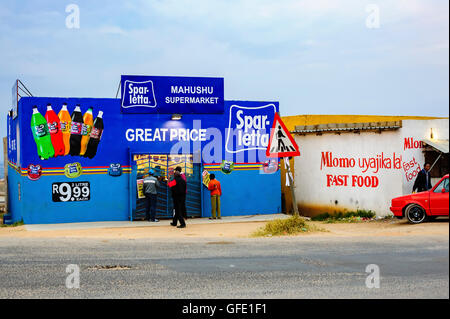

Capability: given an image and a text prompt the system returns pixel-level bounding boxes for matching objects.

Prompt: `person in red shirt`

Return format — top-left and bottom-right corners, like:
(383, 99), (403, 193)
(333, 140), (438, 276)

(208, 174), (222, 219)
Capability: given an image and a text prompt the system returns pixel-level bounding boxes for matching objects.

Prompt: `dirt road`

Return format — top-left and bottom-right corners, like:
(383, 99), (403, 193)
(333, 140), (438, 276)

(0, 218), (448, 239)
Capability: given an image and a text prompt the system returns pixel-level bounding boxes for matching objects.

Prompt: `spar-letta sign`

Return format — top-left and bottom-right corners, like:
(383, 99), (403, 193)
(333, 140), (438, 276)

(121, 75), (224, 114)
(225, 103), (277, 154)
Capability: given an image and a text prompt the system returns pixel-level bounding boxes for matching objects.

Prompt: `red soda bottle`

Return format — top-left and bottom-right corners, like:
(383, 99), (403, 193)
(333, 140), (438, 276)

(45, 104), (65, 157)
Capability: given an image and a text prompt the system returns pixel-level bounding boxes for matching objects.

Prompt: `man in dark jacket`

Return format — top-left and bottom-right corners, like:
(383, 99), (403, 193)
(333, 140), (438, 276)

(178, 167), (188, 218)
(169, 167), (187, 228)
(143, 169), (160, 222)
(413, 163), (433, 193)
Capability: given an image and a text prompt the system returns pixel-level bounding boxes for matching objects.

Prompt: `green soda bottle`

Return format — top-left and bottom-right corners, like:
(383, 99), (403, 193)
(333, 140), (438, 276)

(31, 105), (55, 160)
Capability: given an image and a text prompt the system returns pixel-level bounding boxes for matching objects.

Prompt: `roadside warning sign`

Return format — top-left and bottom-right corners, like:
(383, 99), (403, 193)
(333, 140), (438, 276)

(266, 113), (300, 158)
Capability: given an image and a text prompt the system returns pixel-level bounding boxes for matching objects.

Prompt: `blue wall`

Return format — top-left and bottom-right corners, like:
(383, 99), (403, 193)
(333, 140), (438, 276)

(20, 174), (129, 224)
(7, 166), (22, 223)
(202, 169), (281, 217)
(8, 97), (281, 224)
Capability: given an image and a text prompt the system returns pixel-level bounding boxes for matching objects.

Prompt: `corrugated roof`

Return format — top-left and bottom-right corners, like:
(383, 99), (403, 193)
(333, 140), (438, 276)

(422, 139), (449, 153)
(282, 114), (448, 131)
(293, 121), (402, 134)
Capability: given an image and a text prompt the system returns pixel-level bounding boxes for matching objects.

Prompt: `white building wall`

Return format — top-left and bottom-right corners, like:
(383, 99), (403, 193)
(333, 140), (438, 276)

(293, 119), (448, 217)
(400, 119), (449, 190)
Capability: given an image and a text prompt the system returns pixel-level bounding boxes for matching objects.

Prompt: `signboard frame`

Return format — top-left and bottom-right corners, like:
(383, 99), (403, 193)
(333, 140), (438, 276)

(120, 75), (224, 114)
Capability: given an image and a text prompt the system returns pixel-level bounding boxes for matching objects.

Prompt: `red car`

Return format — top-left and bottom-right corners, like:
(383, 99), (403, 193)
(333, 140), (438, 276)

(390, 174), (449, 224)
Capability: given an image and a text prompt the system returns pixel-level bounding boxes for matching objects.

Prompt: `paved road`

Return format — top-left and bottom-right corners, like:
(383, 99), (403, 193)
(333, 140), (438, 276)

(0, 235), (448, 298)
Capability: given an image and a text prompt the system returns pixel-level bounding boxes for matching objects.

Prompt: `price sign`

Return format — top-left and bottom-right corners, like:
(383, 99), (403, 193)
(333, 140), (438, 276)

(202, 170), (210, 187)
(52, 182), (90, 202)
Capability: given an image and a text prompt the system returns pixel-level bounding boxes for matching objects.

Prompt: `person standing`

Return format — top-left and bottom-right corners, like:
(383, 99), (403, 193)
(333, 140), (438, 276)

(208, 174), (222, 219)
(413, 162), (433, 193)
(178, 167), (188, 218)
(143, 169), (160, 222)
(169, 167), (187, 228)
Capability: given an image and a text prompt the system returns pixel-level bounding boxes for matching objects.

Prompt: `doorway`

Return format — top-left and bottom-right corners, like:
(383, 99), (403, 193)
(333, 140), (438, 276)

(131, 153), (202, 220)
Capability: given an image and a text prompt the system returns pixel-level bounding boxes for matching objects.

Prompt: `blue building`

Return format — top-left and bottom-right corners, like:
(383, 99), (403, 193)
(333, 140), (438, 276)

(5, 76), (281, 224)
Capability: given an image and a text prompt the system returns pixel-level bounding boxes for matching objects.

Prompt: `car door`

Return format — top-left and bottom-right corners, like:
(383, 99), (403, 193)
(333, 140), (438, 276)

(429, 178), (449, 216)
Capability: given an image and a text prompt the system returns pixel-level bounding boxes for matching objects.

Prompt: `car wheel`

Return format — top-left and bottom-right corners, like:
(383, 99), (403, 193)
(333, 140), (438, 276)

(405, 204), (427, 224)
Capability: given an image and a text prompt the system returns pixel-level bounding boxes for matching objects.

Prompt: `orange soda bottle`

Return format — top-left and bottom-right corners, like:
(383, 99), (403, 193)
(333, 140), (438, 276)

(80, 107), (94, 156)
(58, 103), (71, 155)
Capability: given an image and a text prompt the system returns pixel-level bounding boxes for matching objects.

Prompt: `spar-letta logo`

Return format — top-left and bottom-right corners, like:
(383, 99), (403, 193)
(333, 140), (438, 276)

(225, 104), (276, 153)
(122, 80), (157, 108)
(261, 159), (279, 174)
(27, 164), (42, 181)
(64, 162), (83, 178)
(220, 160), (234, 174)
(108, 163), (122, 177)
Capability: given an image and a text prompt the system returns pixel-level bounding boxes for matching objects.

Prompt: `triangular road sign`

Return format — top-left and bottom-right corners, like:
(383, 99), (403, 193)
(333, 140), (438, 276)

(266, 113), (300, 158)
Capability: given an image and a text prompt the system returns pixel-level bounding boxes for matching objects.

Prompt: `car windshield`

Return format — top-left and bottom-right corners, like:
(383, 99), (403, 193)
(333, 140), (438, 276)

(434, 178), (449, 193)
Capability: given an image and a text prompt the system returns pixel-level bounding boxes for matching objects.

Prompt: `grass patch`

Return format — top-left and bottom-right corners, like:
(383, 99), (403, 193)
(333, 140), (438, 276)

(311, 210), (376, 223)
(0, 219), (24, 228)
(252, 215), (325, 237)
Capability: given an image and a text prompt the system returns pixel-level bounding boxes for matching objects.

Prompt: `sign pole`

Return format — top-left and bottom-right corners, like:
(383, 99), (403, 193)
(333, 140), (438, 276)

(284, 157), (299, 215)
(266, 113), (301, 216)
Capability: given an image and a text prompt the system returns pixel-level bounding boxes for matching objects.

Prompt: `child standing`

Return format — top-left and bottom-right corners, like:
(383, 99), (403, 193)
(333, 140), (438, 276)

(208, 174), (222, 219)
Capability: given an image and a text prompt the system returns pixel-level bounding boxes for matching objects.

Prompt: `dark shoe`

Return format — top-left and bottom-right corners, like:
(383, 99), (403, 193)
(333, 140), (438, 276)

(150, 219), (159, 222)
(217, 217), (222, 219)
(209, 217), (215, 220)
(170, 222), (177, 226)
(177, 225), (186, 228)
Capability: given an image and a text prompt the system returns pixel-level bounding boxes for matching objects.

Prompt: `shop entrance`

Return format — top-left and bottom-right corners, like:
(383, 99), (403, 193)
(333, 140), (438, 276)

(131, 154), (202, 220)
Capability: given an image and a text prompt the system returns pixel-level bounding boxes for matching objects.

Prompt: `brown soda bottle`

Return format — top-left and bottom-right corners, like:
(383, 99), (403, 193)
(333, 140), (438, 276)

(84, 111), (104, 159)
(69, 105), (84, 156)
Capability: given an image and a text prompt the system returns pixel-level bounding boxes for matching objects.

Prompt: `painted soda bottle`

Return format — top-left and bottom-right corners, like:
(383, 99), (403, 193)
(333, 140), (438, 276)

(84, 111), (104, 159)
(79, 107), (93, 156)
(45, 103), (65, 157)
(31, 106), (54, 160)
(69, 105), (83, 156)
(58, 103), (71, 155)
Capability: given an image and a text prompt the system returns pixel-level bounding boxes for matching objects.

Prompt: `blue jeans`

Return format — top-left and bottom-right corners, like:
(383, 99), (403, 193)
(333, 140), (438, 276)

(145, 193), (157, 220)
